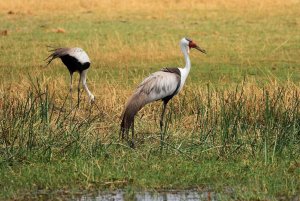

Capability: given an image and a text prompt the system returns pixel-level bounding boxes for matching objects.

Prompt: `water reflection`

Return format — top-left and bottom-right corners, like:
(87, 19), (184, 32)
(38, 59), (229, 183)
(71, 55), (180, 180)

(79, 190), (216, 201)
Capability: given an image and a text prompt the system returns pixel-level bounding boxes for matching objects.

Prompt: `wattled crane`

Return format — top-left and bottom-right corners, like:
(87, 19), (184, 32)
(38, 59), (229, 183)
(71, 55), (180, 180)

(120, 37), (206, 144)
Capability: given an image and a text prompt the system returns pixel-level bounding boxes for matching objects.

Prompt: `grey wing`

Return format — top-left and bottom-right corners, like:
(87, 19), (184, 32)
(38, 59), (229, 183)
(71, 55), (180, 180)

(135, 71), (181, 103)
(68, 48), (90, 63)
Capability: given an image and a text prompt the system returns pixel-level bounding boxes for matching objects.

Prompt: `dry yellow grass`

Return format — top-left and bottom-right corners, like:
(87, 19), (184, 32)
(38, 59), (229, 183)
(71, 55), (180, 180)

(1, 0), (299, 15)
(1, 76), (299, 133)
(1, 0), (299, 125)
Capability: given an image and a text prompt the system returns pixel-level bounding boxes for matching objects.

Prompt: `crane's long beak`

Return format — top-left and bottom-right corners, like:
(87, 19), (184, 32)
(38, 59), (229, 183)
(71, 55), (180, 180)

(195, 46), (207, 54)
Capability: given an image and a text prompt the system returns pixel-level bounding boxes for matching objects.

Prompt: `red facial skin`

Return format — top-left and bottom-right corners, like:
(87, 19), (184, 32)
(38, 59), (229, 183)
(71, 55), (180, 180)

(188, 41), (197, 49)
(188, 40), (206, 54)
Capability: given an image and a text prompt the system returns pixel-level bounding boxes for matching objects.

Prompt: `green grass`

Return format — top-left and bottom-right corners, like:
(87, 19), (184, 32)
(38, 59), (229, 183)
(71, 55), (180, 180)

(1, 156), (298, 200)
(0, 1), (300, 200)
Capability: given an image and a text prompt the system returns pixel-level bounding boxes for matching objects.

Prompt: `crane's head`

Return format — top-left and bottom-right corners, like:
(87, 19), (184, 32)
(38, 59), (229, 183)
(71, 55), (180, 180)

(181, 37), (206, 54)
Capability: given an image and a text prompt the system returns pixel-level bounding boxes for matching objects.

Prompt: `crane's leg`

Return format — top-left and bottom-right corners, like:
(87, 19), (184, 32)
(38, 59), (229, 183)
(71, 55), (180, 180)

(77, 73), (81, 106)
(160, 101), (169, 148)
(130, 119), (135, 148)
(69, 73), (73, 109)
(160, 101), (168, 133)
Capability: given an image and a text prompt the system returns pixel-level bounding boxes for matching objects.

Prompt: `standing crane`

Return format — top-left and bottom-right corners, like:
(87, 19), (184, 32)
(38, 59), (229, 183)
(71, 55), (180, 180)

(45, 47), (95, 106)
(120, 37), (206, 143)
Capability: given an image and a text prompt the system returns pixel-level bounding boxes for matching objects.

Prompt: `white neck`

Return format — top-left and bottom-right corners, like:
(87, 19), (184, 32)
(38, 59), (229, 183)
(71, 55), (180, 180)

(181, 43), (191, 71)
(178, 43), (191, 92)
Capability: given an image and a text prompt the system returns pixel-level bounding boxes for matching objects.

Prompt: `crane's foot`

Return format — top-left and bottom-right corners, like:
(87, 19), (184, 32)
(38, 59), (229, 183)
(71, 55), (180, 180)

(128, 140), (135, 149)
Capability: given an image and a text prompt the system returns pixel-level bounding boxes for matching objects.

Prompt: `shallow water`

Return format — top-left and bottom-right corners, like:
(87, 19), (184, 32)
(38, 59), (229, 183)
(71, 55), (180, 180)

(78, 190), (217, 201)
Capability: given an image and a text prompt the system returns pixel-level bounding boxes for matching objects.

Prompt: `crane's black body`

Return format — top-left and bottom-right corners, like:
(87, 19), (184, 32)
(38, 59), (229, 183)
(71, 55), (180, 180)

(60, 55), (90, 75)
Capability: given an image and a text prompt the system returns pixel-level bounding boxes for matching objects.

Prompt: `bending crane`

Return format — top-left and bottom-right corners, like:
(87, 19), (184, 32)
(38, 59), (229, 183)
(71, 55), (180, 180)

(46, 47), (94, 106)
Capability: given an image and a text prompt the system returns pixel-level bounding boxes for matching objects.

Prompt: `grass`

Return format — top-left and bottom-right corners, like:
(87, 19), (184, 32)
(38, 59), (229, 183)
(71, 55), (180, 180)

(0, 0), (300, 200)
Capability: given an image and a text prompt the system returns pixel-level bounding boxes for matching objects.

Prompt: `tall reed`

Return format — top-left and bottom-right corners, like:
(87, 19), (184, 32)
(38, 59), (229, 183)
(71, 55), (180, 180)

(0, 80), (299, 164)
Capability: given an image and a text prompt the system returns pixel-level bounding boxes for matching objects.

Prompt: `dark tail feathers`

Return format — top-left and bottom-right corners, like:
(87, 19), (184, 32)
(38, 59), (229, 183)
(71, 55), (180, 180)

(44, 47), (66, 66)
(120, 93), (147, 139)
